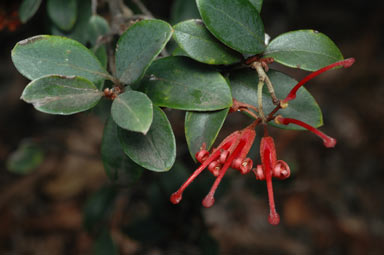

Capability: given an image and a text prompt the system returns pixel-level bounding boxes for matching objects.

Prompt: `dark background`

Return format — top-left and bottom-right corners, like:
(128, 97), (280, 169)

(0, 0), (383, 254)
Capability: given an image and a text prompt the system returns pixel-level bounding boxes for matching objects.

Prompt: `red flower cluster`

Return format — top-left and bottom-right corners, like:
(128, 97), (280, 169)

(170, 58), (355, 225)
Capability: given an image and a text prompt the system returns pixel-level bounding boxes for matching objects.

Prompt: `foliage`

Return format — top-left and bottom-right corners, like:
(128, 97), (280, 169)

(13, 0), (354, 253)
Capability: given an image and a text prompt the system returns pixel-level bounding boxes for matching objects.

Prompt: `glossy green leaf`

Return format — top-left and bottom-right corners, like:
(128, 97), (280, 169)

(111, 90), (153, 134)
(249, 0), (263, 12)
(116, 20), (173, 85)
(19, 0), (42, 23)
(6, 140), (44, 175)
(173, 19), (242, 65)
(21, 75), (103, 115)
(12, 35), (111, 83)
(185, 108), (229, 161)
(118, 106), (176, 172)
(83, 186), (117, 233)
(229, 69), (323, 129)
(93, 230), (118, 255)
(141, 56), (232, 111)
(171, 0), (200, 24)
(264, 30), (344, 71)
(101, 117), (143, 185)
(47, 0), (77, 31)
(196, 0), (265, 54)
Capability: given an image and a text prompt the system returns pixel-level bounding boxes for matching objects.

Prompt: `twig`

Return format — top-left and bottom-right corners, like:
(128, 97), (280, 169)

(132, 0), (154, 18)
(252, 62), (279, 105)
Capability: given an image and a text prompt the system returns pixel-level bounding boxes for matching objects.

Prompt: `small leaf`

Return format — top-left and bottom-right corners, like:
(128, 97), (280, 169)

(93, 230), (118, 255)
(196, 0), (265, 54)
(101, 117), (143, 183)
(88, 15), (110, 43)
(21, 75), (103, 115)
(115, 19), (173, 85)
(185, 108), (229, 161)
(264, 30), (344, 71)
(248, 0), (263, 12)
(173, 19), (242, 65)
(6, 140), (44, 175)
(83, 186), (117, 233)
(19, 0), (42, 23)
(118, 106), (176, 172)
(229, 69), (323, 129)
(172, 46), (189, 57)
(50, 0), (92, 45)
(47, 0), (77, 31)
(12, 35), (111, 83)
(140, 56), (232, 111)
(111, 90), (153, 134)
(171, 0), (200, 24)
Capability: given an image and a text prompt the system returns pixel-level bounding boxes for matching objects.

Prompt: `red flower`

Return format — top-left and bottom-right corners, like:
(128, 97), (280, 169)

(170, 124), (256, 208)
(253, 136), (290, 225)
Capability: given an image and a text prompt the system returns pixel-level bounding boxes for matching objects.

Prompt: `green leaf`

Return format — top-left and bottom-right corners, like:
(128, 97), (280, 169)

(12, 35), (110, 83)
(83, 186), (117, 233)
(185, 108), (229, 161)
(172, 46), (189, 57)
(19, 0), (42, 23)
(171, 0), (200, 24)
(21, 75), (103, 115)
(93, 230), (118, 255)
(229, 69), (323, 129)
(115, 19), (173, 85)
(101, 117), (143, 183)
(140, 56), (232, 111)
(88, 15), (110, 43)
(249, 0), (263, 12)
(173, 19), (242, 65)
(93, 45), (108, 69)
(51, 0), (93, 46)
(111, 90), (153, 134)
(264, 30), (344, 71)
(47, 0), (77, 31)
(6, 140), (44, 175)
(196, 0), (265, 54)
(118, 106), (176, 172)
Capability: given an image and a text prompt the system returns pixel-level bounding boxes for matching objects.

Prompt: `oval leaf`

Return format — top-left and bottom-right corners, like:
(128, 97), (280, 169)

(140, 56), (232, 111)
(116, 20), (173, 85)
(111, 90), (153, 134)
(101, 117), (143, 183)
(264, 30), (344, 71)
(12, 35), (111, 83)
(185, 108), (229, 161)
(229, 69), (323, 129)
(21, 75), (103, 115)
(173, 19), (242, 65)
(118, 106), (176, 172)
(83, 186), (117, 233)
(51, 0), (92, 45)
(7, 140), (44, 175)
(171, 0), (200, 24)
(196, 0), (265, 54)
(249, 0), (263, 12)
(47, 0), (77, 31)
(19, 0), (42, 23)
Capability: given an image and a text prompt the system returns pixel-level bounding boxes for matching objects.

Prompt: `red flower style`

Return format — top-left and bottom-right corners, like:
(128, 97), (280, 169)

(253, 136), (290, 225)
(170, 57), (355, 225)
(170, 123), (256, 208)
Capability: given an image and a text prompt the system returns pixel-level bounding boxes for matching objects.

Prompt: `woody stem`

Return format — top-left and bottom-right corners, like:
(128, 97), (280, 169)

(252, 62), (279, 105)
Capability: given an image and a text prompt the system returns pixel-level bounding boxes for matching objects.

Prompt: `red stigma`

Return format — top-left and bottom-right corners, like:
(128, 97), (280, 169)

(283, 58), (355, 103)
(275, 116), (336, 148)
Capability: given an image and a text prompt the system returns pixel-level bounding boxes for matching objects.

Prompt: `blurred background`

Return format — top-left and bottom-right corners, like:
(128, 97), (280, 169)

(0, 0), (383, 254)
